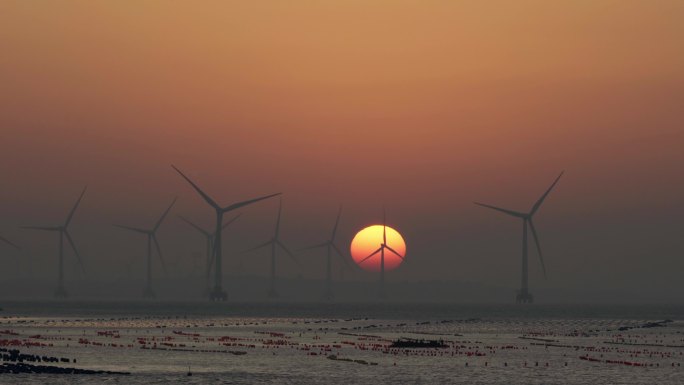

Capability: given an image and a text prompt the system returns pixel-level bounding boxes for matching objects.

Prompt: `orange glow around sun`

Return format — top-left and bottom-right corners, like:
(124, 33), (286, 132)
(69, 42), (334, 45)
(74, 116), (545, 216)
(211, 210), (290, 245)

(350, 225), (406, 272)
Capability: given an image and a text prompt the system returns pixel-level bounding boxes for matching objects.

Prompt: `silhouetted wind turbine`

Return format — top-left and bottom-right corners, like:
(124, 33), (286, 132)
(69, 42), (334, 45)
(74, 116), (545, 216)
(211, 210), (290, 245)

(244, 198), (300, 298)
(178, 213), (241, 295)
(114, 198), (176, 298)
(474, 171), (563, 304)
(172, 165), (281, 301)
(21, 187), (87, 298)
(299, 205), (350, 300)
(357, 208), (403, 299)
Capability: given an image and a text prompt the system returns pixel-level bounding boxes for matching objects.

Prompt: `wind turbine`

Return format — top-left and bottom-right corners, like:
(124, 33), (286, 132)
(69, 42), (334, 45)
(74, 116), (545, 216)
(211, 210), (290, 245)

(178, 213), (241, 295)
(21, 187), (87, 298)
(244, 198), (300, 298)
(474, 171), (563, 304)
(172, 165), (281, 301)
(299, 205), (350, 300)
(357, 208), (404, 299)
(114, 198), (176, 298)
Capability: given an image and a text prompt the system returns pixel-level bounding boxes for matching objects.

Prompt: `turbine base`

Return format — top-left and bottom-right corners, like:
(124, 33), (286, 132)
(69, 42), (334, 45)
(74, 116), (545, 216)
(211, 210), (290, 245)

(516, 291), (534, 304)
(54, 286), (68, 299)
(143, 286), (155, 298)
(209, 287), (227, 301)
(322, 290), (334, 301)
(377, 288), (388, 300)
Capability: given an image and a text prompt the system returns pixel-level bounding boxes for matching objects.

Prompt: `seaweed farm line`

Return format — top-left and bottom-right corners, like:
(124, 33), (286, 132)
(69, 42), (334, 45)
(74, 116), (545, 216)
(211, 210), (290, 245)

(0, 305), (683, 384)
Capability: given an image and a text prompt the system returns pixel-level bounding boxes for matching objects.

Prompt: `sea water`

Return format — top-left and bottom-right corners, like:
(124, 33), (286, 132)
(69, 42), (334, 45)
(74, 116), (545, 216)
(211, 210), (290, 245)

(0, 301), (682, 384)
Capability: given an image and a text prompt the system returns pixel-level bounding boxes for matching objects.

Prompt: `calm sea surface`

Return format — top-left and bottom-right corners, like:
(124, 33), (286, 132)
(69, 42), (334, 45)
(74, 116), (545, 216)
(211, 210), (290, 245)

(1, 301), (682, 384)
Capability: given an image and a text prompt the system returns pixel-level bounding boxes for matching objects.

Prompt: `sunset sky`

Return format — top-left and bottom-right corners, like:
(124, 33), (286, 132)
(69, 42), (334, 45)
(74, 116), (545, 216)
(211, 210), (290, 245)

(1, 1), (683, 298)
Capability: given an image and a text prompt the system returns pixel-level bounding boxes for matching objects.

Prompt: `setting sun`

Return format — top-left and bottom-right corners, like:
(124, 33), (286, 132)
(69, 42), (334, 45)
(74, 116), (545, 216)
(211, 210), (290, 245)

(350, 225), (406, 272)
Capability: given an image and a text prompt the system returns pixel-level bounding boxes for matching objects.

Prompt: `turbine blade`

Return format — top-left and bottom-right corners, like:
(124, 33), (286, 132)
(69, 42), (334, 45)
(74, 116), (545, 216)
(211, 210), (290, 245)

(274, 198), (282, 239)
(277, 240), (301, 268)
(64, 230), (86, 274)
(331, 242), (353, 270)
(221, 193), (281, 213)
(330, 205), (342, 242)
(243, 240), (272, 254)
(0, 235), (20, 250)
(384, 244), (404, 260)
(221, 213), (242, 230)
(297, 242), (328, 252)
(474, 202), (526, 218)
(383, 207), (387, 245)
(178, 215), (210, 236)
(154, 197), (177, 232)
(359, 246), (383, 264)
(530, 171), (564, 216)
(64, 186), (87, 227)
(113, 224), (149, 234)
(152, 235), (168, 275)
(171, 165), (220, 210)
(21, 226), (61, 232)
(528, 219), (547, 279)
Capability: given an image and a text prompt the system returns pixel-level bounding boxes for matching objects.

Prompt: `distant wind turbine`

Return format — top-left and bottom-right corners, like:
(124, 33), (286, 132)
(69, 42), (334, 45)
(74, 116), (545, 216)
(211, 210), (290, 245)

(244, 198), (300, 298)
(172, 165), (281, 301)
(21, 187), (87, 298)
(474, 171), (563, 304)
(357, 208), (403, 299)
(299, 205), (350, 300)
(114, 198), (176, 298)
(178, 213), (241, 296)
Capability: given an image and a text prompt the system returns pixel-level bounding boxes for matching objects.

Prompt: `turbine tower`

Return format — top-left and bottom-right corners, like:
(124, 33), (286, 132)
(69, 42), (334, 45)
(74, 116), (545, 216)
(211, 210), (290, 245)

(21, 187), (87, 298)
(475, 171), (563, 304)
(358, 208), (403, 299)
(299, 205), (350, 300)
(244, 198), (299, 298)
(114, 198), (176, 298)
(178, 213), (241, 295)
(172, 165), (280, 301)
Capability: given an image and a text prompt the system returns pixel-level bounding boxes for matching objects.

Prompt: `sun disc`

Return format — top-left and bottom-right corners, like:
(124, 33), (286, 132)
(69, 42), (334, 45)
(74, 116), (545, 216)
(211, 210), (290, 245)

(350, 225), (406, 272)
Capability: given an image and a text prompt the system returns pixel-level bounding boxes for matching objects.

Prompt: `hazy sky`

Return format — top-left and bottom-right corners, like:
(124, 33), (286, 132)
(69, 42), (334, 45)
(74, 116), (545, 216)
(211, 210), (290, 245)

(1, 1), (683, 298)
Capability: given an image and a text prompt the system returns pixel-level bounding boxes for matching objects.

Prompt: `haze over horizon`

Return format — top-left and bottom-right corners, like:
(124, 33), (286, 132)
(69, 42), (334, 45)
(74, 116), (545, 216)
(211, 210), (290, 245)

(1, 1), (683, 301)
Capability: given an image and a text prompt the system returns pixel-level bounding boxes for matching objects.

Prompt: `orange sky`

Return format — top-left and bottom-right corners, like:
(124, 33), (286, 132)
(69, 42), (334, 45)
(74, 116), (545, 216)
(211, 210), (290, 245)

(1, 1), (683, 294)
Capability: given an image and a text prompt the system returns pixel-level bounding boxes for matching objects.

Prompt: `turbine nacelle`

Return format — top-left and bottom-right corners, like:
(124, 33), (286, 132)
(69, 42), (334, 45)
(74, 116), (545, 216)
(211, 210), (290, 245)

(172, 165), (280, 214)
